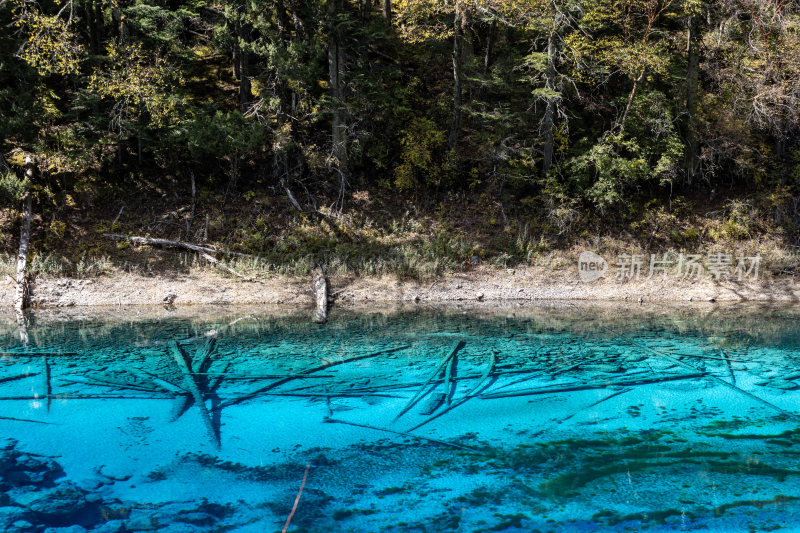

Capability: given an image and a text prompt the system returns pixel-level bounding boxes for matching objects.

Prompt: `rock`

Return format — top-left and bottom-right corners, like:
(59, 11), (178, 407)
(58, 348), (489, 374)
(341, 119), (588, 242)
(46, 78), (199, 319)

(413, 295), (420, 303)
(162, 293), (177, 305)
(176, 512), (216, 527)
(707, 297), (716, 302)
(77, 479), (104, 492)
(156, 524), (197, 533)
(0, 440), (19, 477)
(44, 526), (87, 533)
(13, 520), (33, 530)
(84, 494), (102, 505)
(0, 507), (26, 531)
(28, 484), (87, 524)
(770, 380), (798, 390)
(476, 292), (484, 301)
(124, 512), (160, 531)
(91, 520), (126, 533)
(470, 255), (480, 265)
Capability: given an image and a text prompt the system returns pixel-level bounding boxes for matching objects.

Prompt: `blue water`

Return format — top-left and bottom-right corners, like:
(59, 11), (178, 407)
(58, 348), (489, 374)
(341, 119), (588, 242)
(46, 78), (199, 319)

(1, 303), (800, 532)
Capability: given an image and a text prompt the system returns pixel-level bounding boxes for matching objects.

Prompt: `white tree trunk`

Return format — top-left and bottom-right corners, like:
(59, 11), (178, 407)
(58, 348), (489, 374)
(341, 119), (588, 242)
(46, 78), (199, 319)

(313, 264), (328, 324)
(14, 157), (33, 312)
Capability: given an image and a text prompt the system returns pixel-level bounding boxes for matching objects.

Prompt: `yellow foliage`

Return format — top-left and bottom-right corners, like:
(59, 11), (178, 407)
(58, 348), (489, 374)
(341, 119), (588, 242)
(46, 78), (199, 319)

(14, 3), (83, 76)
(89, 41), (182, 128)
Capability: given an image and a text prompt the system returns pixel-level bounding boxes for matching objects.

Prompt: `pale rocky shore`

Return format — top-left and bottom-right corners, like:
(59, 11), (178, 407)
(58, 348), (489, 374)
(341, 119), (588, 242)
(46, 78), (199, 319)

(2, 265), (799, 309)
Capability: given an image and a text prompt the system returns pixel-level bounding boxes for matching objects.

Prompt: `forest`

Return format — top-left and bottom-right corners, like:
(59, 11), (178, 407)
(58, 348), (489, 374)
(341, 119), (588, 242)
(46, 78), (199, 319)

(1, 0), (799, 280)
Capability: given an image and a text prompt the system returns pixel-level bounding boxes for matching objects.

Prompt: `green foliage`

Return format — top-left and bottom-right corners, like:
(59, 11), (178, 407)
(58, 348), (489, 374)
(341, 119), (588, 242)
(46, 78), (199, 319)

(186, 110), (268, 158)
(0, 0), (798, 273)
(0, 171), (27, 204)
(569, 133), (649, 209)
(394, 118), (448, 190)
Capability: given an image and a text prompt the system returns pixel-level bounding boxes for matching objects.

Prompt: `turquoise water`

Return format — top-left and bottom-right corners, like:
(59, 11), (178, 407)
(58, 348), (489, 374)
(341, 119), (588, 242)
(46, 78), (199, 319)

(1, 303), (800, 532)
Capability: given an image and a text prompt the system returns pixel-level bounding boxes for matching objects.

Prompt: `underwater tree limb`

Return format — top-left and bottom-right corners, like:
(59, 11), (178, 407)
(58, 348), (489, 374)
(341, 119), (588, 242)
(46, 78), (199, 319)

(629, 339), (799, 420)
(216, 345), (411, 410)
(0, 372), (39, 384)
(324, 417), (478, 451)
(408, 349), (497, 433)
(282, 461), (311, 533)
(393, 340), (465, 422)
(170, 340), (221, 448)
(479, 373), (708, 399)
(0, 415), (56, 424)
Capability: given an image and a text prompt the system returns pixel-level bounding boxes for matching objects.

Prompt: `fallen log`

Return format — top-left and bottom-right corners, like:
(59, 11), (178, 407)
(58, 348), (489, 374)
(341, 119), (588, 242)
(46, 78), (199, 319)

(479, 372), (708, 399)
(0, 372), (39, 384)
(216, 345), (410, 410)
(408, 348), (497, 432)
(126, 367), (188, 395)
(394, 341), (465, 421)
(324, 417), (478, 451)
(0, 394), (174, 400)
(200, 252), (252, 280)
(191, 336), (217, 374)
(0, 352), (79, 358)
(170, 341), (221, 448)
(630, 339), (799, 420)
(103, 233), (259, 259)
(0, 415), (56, 425)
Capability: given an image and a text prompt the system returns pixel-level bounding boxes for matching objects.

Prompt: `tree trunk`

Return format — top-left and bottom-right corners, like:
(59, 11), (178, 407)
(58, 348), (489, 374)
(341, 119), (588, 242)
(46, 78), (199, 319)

(618, 69), (644, 134)
(382, 0), (391, 23)
(84, 0), (99, 54)
(483, 20), (496, 75)
(16, 311), (29, 347)
(234, 20), (251, 113)
(542, 30), (557, 174)
(313, 264), (328, 324)
(94, 0), (104, 44)
(328, 0), (347, 168)
(448, 0), (463, 151)
(276, 0), (288, 39)
(15, 157), (34, 312)
(111, 7), (128, 42)
(684, 14), (701, 184)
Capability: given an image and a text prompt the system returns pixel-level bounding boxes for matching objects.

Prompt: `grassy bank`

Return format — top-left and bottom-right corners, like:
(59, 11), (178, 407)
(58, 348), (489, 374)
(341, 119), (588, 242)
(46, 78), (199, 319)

(1, 185), (798, 282)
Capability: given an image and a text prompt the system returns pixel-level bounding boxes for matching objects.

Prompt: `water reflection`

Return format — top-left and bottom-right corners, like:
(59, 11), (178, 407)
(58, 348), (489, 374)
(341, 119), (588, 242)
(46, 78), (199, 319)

(0, 303), (799, 531)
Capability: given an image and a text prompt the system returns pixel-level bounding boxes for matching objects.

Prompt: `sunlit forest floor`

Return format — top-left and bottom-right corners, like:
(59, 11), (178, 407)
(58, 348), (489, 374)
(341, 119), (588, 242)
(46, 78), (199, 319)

(1, 183), (798, 284)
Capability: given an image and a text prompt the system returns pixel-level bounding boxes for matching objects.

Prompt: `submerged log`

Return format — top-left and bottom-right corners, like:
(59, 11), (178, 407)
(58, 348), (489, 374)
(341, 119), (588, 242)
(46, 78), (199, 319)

(217, 345), (410, 410)
(479, 372), (708, 399)
(632, 340), (799, 420)
(324, 417), (477, 451)
(313, 263), (328, 324)
(394, 340), (465, 421)
(409, 348), (497, 432)
(170, 341), (221, 448)
(0, 372), (39, 384)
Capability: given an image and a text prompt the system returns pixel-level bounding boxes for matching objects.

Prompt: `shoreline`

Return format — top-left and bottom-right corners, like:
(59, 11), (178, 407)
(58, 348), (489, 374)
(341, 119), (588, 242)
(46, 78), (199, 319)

(2, 265), (798, 309)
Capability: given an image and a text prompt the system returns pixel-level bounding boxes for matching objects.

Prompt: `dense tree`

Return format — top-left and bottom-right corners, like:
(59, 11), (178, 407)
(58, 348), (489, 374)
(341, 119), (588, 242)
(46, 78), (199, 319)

(0, 0), (798, 261)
